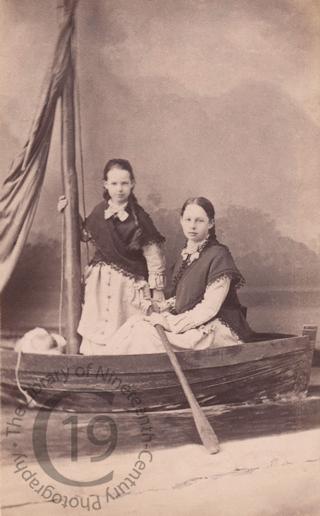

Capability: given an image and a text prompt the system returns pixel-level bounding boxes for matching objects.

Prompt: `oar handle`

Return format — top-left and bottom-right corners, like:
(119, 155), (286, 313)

(155, 324), (220, 454)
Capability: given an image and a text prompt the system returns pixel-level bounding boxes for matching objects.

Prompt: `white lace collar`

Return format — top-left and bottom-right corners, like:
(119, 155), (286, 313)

(181, 238), (208, 263)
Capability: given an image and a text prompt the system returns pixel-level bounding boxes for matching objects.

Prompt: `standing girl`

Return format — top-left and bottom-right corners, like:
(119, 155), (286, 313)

(106, 196), (254, 354)
(60, 159), (166, 354)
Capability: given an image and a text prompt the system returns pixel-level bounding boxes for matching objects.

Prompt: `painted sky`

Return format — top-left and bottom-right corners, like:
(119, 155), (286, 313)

(1, 0), (320, 250)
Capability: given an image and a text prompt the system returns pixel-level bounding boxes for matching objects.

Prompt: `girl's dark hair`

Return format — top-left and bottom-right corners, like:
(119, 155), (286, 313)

(103, 158), (136, 200)
(171, 197), (217, 291)
(102, 158), (142, 250)
(181, 196), (216, 239)
(103, 158), (134, 181)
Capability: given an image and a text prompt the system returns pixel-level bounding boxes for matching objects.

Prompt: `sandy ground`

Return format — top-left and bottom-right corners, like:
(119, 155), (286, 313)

(1, 428), (319, 516)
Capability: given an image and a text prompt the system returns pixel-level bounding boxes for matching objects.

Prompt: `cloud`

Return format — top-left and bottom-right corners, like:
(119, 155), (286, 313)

(76, 0), (320, 122)
(0, 0), (319, 251)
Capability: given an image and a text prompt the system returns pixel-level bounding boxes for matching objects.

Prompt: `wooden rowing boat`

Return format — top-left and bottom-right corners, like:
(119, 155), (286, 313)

(0, 330), (315, 412)
(0, 2), (318, 451)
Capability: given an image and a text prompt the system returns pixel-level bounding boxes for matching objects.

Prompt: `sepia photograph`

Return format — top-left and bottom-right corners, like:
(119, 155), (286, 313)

(1, 1), (320, 515)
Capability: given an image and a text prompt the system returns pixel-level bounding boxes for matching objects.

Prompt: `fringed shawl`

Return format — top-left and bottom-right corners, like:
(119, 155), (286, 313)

(85, 201), (164, 280)
(171, 241), (254, 342)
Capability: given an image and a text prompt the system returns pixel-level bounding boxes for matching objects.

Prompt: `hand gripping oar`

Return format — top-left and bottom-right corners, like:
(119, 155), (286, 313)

(155, 324), (220, 454)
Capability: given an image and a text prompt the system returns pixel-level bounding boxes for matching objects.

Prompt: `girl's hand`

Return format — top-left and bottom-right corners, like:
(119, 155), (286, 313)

(146, 312), (170, 330)
(152, 300), (170, 313)
(57, 195), (68, 213)
(152, 289), (165, 303)
(151, 301), (161, 313)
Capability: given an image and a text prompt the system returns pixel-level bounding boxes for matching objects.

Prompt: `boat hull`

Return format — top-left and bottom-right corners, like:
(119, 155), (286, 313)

(0, 334), (314, 412)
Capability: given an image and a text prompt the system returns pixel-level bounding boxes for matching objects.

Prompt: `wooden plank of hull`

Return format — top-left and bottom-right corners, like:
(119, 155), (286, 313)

(313, 349), (320, 366)
(0, 334), (311, 372)
(0, 349), (309, 390)
(1, 335), (314, 412)
(2, 396), (320, 457)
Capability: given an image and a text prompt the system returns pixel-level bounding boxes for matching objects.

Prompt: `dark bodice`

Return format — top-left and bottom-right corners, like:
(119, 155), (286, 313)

(171, 241), (254, 342)
(84, 201), (164, 280)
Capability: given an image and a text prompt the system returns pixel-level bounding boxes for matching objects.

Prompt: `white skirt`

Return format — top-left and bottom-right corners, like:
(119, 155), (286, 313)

(78, 263), (151, 354)
(80, 314), (242, 355)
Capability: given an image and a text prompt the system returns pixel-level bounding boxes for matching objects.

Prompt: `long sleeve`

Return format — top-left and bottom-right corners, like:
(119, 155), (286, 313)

(164, 276), (231, 333)
(142, 242), (166, 290)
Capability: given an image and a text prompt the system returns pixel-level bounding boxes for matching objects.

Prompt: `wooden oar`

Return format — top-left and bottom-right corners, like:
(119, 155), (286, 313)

(155, 324), (220, 454)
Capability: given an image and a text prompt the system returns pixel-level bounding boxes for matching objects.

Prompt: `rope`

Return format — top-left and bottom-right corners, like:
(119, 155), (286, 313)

(14, 350), (38, 408)
(0, 294), (2, 346)
(59, 214), (65, 336)
(73, 18), (89, 263)
(15, 350), (50, 410)
(58, 94), (66, 337)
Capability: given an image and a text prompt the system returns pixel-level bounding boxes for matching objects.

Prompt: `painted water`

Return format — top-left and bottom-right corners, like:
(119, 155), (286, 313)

(241, 288), (320, 337)
(2, 288), (319, 339)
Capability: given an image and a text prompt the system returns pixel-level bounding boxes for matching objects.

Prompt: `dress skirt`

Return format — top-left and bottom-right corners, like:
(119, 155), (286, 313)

(88, 314), (242, 355)
(78, 263), (151, 355)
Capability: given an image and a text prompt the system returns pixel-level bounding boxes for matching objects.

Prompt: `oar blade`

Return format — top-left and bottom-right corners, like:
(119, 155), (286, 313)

(194, 412), (220, 454)
(155, 324), (220, 454)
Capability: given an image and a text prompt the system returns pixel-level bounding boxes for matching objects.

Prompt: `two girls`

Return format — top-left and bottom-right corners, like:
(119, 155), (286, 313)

(104, 196), (254, 354)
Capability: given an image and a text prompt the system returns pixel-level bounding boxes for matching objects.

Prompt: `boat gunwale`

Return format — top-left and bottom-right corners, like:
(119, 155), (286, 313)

(0, 334), (313, 375)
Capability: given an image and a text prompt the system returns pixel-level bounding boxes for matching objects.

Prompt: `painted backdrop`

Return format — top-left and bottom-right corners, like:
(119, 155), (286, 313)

(1, 0), (320, 333)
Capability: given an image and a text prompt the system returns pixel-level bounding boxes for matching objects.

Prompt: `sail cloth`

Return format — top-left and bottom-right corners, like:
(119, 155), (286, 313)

(0, 11), (74, 293)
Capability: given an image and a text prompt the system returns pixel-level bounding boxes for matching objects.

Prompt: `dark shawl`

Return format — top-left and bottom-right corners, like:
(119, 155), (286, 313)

(170, 241), (254, 342)
(85, 201), (164, 280)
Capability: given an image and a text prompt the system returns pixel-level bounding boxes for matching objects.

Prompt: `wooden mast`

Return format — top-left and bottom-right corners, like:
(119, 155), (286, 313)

(60, 0), (81, 354)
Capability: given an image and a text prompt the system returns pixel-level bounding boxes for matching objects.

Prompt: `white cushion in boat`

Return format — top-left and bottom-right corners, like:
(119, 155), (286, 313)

(15, 327), (66, 354)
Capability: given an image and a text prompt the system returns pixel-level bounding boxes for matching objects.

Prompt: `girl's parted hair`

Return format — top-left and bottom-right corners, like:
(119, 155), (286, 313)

(171, 197), (217, 290)
(102, 158), (142, 250)
(103, 158), (136, 202)
(103, 158), (135, 182)
(181, 197), (216, 239)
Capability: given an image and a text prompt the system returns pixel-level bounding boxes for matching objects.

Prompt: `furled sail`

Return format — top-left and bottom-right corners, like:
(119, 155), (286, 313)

(0, 10), (74, 293)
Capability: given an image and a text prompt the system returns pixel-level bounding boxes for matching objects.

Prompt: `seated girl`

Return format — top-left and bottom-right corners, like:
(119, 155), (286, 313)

(101, 196), (254, 354)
